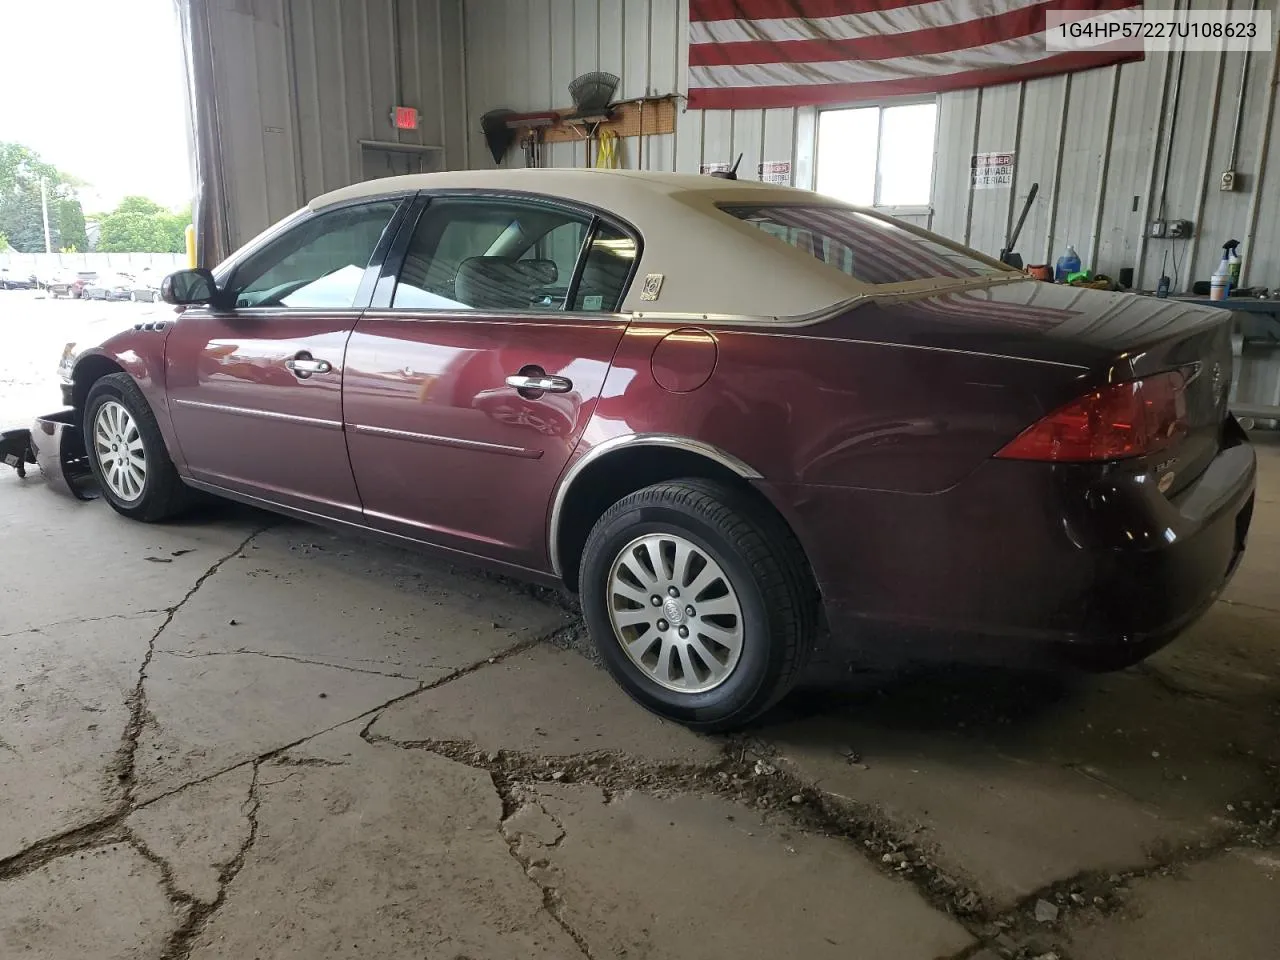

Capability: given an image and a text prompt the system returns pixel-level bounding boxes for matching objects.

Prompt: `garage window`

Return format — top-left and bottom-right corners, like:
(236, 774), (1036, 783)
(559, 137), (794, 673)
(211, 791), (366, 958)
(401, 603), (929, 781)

(816, 102), (938, 210)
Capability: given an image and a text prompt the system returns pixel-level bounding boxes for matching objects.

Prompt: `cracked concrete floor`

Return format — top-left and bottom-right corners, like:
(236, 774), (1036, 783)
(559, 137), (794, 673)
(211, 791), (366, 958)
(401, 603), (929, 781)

(1, 437), (1277, 960)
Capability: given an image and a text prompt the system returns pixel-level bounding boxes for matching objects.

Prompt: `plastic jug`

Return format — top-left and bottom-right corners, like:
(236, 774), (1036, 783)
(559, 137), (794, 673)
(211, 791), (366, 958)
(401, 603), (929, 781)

(1210, 256), (1231, 301)
(1054, 245), (1081, 283)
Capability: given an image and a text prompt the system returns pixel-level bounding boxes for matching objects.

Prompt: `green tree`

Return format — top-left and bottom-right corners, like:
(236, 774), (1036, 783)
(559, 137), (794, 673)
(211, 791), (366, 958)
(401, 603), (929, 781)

(161, 206), (192, 252)
(0, 233), (10, 251)
(96, 198), (189, 253)
(116, 195), (165, 217)
(55, 196), (87, 251)
(0, 196), (55, 252)
(0, 142), (83, 253)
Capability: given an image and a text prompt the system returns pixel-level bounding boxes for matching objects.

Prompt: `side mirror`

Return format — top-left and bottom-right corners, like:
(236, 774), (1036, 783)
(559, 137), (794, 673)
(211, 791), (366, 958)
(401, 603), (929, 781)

(161, 268), (218, 306)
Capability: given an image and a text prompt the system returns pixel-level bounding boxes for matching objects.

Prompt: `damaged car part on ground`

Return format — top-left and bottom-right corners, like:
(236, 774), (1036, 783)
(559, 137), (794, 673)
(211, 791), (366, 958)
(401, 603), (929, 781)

(1, 169), (1257, 730)
(1, 412), (97, 497)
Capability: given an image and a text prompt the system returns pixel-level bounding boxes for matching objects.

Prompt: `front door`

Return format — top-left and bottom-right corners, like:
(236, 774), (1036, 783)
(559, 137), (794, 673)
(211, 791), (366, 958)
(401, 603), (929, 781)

(166, 199), (403, 521)
(342, 195), (639, 570)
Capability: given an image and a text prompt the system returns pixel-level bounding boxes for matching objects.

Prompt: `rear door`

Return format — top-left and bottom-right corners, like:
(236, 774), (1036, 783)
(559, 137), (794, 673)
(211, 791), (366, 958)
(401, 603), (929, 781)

(343, 194), (639, 570)
(166, 199), (405, 521)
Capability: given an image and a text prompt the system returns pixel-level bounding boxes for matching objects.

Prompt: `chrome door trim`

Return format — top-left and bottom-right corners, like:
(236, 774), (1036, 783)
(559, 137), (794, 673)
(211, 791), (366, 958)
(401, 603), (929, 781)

(546, 433), (764, 578)
(357, 309), (631, 325)
(171, 398), (343, 431)
(348, 422), (543, 459)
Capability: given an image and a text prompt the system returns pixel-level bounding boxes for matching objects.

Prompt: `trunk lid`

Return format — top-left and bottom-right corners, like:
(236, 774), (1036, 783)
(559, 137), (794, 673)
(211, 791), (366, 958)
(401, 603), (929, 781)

(837, 279), (1236, 485)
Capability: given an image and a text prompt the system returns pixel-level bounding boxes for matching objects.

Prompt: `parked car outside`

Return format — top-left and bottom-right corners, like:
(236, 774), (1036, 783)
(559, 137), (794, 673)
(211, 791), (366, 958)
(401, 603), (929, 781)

(44, 270), (75, 297)
(0, 267), (37, 290)
(129, 268), (163, 302)
(18, 170), (1257, 730)
(68, 270), (99, 299)
(82, 271), (134, 301)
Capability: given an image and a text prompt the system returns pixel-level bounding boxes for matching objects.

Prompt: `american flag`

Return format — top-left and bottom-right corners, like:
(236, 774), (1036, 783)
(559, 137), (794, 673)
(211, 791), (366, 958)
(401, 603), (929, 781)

(687, 0), (1143, 111)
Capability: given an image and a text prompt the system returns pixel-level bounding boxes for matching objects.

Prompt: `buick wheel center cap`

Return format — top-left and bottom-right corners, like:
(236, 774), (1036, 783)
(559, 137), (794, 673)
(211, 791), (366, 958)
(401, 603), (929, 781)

(663, 598), (684, 624)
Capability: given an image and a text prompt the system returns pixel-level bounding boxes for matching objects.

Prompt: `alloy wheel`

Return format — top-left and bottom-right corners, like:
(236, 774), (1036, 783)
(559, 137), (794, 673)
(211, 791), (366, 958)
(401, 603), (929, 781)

(606, 533), (744, 693)
(94, 400), (147, 502)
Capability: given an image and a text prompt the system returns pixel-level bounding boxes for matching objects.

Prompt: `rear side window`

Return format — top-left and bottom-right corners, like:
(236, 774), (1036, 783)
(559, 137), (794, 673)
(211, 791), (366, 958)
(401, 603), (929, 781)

(718, 204), (1007, 285)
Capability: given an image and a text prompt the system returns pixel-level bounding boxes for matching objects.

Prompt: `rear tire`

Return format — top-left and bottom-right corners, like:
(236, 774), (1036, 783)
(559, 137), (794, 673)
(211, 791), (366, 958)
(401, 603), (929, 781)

(84, 373), (190, 521)
(579, 479), (816, 732)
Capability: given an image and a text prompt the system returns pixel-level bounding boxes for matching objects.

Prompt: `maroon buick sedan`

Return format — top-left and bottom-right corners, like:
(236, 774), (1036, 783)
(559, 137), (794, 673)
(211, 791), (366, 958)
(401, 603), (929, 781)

(18, 170), (1255, 729)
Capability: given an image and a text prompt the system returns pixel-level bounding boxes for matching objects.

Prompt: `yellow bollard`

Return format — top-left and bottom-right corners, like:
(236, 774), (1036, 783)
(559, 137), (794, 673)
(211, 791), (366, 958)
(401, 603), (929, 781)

(185, 224), (196, 269)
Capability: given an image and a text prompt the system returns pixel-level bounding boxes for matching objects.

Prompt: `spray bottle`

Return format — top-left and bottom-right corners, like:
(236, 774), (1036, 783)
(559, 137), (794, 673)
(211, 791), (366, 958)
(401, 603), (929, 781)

(1224, 239), (1241, 288)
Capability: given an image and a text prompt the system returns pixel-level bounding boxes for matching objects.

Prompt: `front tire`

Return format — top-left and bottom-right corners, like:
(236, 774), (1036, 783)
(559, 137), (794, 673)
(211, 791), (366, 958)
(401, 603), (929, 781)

(84, 373), (190, 521)
(580, 479), (816, 731)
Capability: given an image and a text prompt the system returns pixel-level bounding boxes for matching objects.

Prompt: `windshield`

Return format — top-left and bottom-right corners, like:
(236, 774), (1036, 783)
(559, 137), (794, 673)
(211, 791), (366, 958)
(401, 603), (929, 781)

(717, 204), (1009, 285)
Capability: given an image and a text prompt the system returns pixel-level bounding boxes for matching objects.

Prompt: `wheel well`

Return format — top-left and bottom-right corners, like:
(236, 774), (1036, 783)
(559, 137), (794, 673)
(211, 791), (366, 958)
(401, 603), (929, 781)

(71, 356), (125, 417)
(555, 445), (807, 592)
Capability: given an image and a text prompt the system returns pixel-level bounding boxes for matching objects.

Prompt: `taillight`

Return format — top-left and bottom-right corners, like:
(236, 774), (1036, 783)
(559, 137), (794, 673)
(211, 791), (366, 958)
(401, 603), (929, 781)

(996, 372), (1188, 462)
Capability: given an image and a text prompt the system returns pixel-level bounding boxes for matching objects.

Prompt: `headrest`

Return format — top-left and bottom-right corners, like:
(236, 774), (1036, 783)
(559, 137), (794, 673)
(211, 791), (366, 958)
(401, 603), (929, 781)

(515, 259), (558, 285)
(454, 256), (559, 310)
(454, 256), (523, 310)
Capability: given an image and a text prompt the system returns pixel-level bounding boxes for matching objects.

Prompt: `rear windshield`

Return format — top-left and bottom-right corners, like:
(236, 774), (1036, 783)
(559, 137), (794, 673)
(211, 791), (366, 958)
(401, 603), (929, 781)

(718, 204), (1008, 285)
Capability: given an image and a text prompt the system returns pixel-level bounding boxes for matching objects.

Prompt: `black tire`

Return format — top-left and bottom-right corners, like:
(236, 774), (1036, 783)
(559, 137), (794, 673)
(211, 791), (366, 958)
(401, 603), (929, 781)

(84, 372), (190, 521)
(579, 478), (817, 731)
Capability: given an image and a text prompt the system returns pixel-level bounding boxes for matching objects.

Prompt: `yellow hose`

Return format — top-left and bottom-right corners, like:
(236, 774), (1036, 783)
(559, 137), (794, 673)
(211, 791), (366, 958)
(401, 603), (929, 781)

(595, 128), (620, 169)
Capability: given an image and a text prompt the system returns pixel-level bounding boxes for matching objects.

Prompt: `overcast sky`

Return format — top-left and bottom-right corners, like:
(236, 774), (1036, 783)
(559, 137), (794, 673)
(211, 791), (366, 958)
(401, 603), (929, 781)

(1, 0), (193, 213)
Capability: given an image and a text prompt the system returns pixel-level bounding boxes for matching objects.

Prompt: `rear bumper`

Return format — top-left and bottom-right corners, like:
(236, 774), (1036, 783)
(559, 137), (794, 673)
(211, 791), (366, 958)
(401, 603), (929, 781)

(779, 428), (1257, 667)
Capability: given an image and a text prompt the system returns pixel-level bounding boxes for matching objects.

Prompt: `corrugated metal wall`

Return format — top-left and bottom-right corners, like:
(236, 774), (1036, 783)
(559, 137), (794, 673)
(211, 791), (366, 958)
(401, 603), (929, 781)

(204, 0), (466, 248)
(462, 0), (1280, 291)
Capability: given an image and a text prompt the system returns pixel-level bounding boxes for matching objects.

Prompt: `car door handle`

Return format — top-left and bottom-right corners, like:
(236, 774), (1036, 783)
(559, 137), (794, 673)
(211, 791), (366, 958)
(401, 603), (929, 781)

(285, 357), (332, 378)
(506, 374), (572, 393)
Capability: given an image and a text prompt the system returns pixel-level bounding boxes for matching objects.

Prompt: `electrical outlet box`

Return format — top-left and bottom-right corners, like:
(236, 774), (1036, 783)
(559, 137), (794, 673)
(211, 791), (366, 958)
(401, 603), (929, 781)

(1221, 170), (1237, 191)
(1148, 219), (1193, 239)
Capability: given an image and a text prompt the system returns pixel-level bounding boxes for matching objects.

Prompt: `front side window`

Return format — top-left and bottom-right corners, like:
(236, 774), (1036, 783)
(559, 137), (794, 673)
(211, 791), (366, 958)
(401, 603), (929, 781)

(816, 102), (938, 209)
(228, 201), (399, 309)
(391, 197), (634, 313)
(719, 204), (1007, 285)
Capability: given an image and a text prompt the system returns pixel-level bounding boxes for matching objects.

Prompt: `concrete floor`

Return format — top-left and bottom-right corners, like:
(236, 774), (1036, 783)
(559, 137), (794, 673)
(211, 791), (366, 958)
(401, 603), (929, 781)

(0, 291), (1278, 959)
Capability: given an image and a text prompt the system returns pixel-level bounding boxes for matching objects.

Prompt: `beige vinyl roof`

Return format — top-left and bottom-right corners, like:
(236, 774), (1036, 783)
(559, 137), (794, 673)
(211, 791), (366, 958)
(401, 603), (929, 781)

(311, 168), (832, 210)
(310, 169), (1008, 319)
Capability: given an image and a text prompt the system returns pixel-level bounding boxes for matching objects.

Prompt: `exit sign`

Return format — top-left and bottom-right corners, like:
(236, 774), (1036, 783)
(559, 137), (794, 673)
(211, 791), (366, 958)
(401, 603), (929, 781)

(393, 106), (419, 130)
